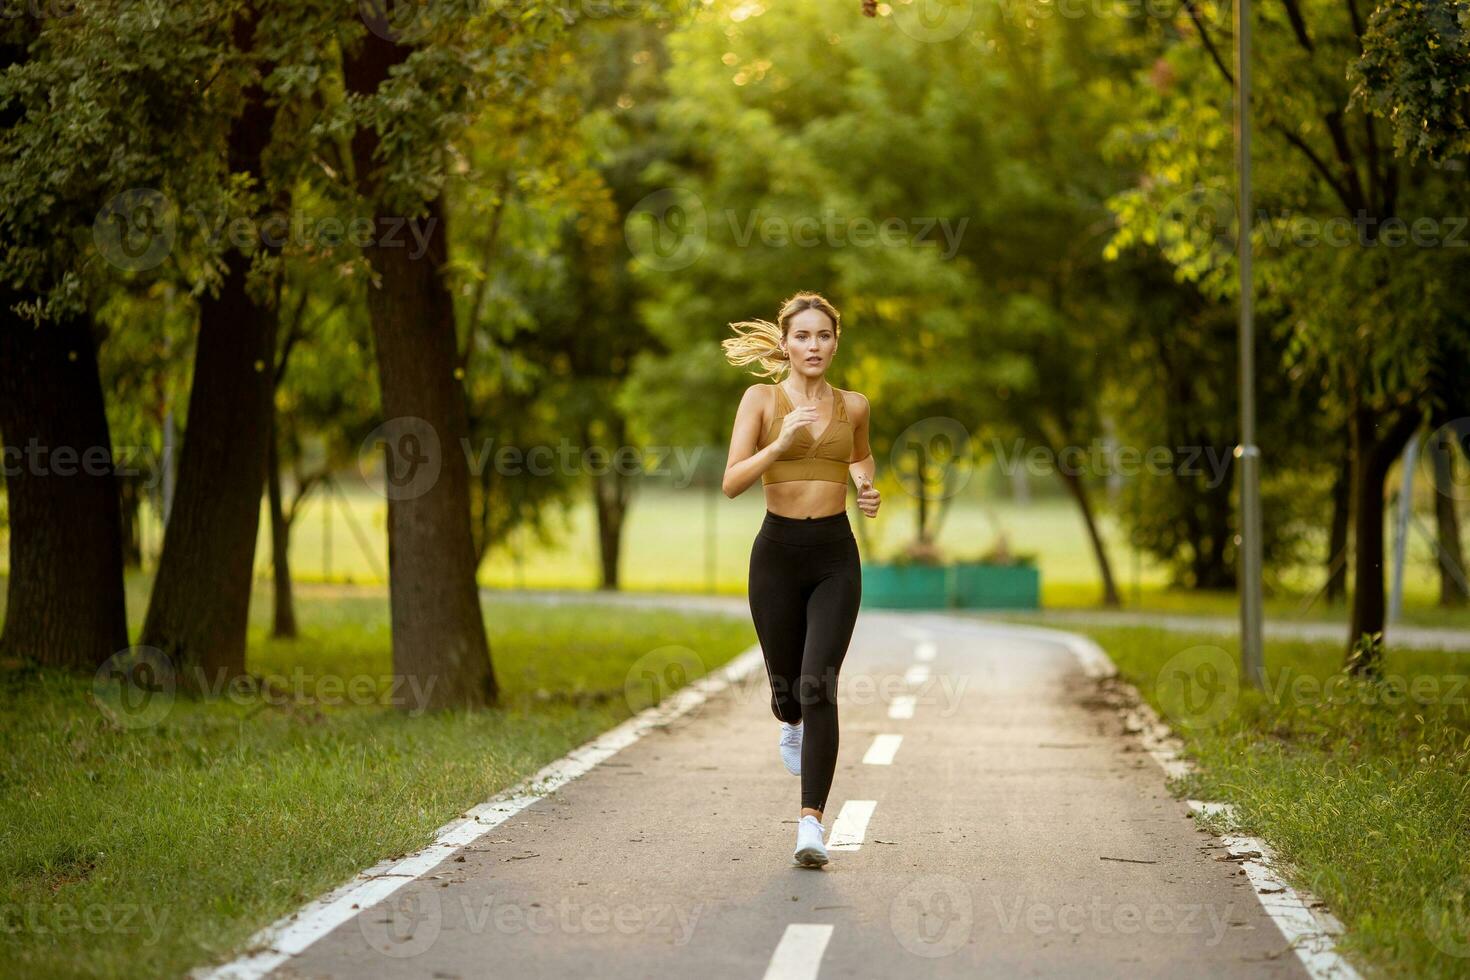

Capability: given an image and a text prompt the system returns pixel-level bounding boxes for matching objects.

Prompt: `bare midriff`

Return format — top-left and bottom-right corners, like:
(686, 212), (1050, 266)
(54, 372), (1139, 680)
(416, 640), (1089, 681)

(764, 478), (849, 519)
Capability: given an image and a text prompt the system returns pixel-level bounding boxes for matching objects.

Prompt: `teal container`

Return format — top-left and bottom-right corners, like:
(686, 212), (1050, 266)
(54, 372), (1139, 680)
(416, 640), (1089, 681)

(952, 561), (1040, 609)
(860, 562), (951, 609)
(860, 561), (1041, 610)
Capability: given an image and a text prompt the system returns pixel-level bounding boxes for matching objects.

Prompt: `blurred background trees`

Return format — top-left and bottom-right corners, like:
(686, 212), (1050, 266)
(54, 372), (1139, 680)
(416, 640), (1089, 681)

(3, 0), (1468, 694)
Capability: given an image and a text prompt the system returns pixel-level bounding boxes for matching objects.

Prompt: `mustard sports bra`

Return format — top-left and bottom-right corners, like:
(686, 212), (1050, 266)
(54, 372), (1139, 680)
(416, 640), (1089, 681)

(758, 382), (855, 485)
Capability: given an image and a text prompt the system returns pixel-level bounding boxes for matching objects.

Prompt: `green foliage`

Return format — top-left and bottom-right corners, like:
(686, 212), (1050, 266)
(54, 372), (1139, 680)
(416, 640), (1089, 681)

(1102, 0), (1466, 411)
(1352, 0), (1470, 164)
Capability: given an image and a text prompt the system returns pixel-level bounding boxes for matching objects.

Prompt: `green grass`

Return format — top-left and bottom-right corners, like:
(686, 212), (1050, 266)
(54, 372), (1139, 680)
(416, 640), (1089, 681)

(0, 590), (755, 979)
(1068, 624), (1470, 978)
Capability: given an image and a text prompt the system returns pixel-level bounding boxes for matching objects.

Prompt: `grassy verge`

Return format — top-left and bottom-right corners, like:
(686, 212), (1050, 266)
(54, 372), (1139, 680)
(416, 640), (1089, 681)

(0, 592), (754, 979)
(1029, 582), (1470, 630)
(1068, 624), (1470, 978)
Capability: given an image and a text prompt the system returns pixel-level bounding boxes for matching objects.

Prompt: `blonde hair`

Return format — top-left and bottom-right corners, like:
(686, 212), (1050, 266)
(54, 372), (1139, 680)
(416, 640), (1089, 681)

(721, 292), (842, 379)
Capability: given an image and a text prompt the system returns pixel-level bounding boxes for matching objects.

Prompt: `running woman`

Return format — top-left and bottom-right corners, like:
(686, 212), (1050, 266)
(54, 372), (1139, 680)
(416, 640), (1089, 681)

(720, 291), (880, 869)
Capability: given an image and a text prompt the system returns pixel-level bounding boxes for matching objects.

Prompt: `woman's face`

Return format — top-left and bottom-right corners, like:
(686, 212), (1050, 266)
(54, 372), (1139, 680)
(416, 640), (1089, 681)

(783, 308), (838, 379)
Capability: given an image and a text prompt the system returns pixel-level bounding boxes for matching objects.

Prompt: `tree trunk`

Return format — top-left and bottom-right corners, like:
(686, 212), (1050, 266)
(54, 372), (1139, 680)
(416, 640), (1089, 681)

(588, 419), (630, 590)
(594, 478), (626, 590)
(119, 476), (144, 569)
(140, 255), (278, 688)
(1325, 449), (1350, 604)
(0, 310), (129, 670)
(1346, 400), (1423, 671)
(345, 31), (497, 711)
(1191, 470), (1237, 590)
(914, 443), (930, 543)
(1056, 465), (1121, 607)
(1429, 428), (1467, 607)
(266, 413), (298, 638)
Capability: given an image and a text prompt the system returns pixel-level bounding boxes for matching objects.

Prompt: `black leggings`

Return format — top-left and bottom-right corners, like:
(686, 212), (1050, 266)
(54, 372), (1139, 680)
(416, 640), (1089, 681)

(747, 510), (862, 813)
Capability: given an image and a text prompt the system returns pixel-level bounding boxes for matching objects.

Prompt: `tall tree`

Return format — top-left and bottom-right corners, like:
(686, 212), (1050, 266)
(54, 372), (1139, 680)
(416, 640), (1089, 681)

(138, 4), (284, 687)
(341, 26), (499, 709)
(0, 12), (176, 670)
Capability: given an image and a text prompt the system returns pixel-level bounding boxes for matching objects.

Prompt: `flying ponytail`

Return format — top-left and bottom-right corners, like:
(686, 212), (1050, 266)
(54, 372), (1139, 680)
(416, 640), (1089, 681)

(722, 292), (842, 380)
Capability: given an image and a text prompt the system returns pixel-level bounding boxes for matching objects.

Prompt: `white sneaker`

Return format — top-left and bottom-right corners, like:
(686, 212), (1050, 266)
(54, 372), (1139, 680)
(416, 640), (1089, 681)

(778, 720), (802, 776)
(793, 815), (829, 867)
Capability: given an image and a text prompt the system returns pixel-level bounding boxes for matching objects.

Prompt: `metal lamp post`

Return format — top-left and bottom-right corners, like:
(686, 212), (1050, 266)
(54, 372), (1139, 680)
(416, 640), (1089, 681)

(1235, 0), (1265, 689)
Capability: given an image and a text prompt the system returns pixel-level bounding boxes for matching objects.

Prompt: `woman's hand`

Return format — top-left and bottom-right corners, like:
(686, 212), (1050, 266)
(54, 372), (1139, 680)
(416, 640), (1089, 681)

(772, 404), (820, 452)
(856, 475), (881, 518)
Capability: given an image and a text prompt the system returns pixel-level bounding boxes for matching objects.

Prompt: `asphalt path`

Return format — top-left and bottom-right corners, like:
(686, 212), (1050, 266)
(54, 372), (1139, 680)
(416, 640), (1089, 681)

(266, 605), (1310, 979)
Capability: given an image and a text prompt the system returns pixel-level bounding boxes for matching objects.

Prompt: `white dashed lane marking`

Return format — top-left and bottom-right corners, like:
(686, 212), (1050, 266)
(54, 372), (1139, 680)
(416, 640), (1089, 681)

(862, 734), (903, 765)
(827, 799), (877, 851)
(762, 924), (834, 980)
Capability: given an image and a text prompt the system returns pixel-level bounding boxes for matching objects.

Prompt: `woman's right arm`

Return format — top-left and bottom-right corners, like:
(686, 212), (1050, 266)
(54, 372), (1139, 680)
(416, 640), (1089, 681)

(723, 385), (781, 498)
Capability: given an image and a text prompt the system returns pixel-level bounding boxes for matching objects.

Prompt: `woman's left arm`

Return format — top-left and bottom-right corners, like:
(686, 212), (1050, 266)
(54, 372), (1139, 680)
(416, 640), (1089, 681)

(847, 392), (880, 517)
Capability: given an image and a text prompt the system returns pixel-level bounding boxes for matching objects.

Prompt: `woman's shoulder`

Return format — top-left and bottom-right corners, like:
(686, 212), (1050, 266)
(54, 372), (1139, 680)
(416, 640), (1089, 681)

(837, 387), (869, 418)
(740, 382), (782, 420)
(741, 382), (780, 401)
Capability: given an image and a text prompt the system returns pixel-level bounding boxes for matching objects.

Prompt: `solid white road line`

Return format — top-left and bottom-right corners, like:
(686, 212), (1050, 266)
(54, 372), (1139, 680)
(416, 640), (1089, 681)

(762, 924), (834, 980)
(827, 799), (877, 851)
(887, 694), (916, 719)
(194, 643), (766, 980)
(1186, 802), (1362, 980)
(903, 663), (931, 686)
(862, 734), (903, 765)
(914, 640), (937, 661)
